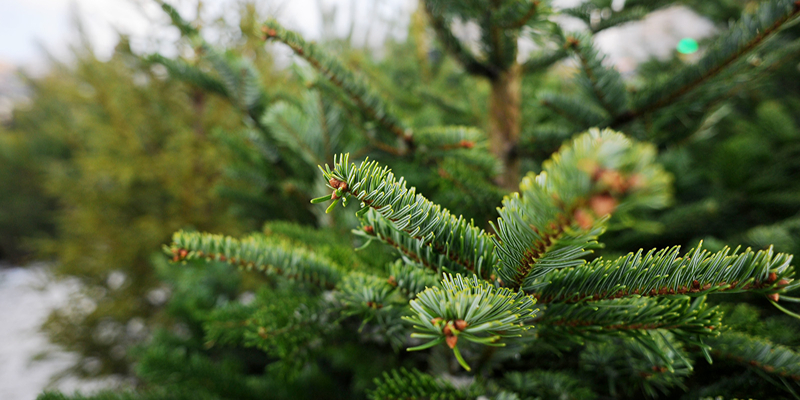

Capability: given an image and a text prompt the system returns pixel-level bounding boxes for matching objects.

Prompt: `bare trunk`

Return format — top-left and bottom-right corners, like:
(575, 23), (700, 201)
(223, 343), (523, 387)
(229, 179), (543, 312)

(488, 63), (522, 190)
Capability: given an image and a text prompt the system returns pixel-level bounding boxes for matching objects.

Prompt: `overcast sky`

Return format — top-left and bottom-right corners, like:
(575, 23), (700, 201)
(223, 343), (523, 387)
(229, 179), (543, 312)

(0, 0), (413, 71)
(0, 0), (716, 76)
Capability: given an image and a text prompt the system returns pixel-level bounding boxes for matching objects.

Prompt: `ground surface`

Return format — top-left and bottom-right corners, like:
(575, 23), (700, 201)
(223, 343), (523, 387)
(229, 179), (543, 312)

(0, 265), (115, 400)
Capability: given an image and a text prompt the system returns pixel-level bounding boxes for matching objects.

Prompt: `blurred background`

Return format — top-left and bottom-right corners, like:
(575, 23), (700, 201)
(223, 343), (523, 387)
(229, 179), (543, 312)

(2, 0), (799, 399)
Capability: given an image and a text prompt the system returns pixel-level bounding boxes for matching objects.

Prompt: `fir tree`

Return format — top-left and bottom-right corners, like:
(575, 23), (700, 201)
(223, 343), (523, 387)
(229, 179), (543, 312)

(40, 0), (800, 399)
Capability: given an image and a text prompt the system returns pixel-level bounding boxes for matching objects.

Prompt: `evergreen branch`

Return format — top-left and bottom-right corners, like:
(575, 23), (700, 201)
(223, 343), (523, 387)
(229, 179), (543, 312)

(261, 20), (412, 146)
(338, 272), (395, 311)
(705, 331), (800, 382)
(614, 0), (800, 127)
(318, 153), (497, 279)
(538, 296), (721, 342)
(145, 54), (228, 97)
(565, 33), (629, 116)
(503, 370), (596, 400)
(201, 45), (263, 111)
(404, 274), (538, 371)
(581, 332), (693, 396)
(522, 48), (569, 73)
(493, 129), (672, 291)
(156, 1), (199, 36)
(167, 231), (342, 289)
(529, 243), (796, 304)
(354, 212), (441, 274)
(500, 0), (540, 29)
(386, 260), (441, 299)
(423, 1), (499, 80)
(414, 125), (485, 152)
(538, 93), (607, 127)
(368, 368), (466, 400)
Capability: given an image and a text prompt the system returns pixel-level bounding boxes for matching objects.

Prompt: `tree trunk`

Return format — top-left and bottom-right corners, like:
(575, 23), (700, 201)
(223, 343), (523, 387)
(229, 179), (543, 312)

(488, 63), (522, 190)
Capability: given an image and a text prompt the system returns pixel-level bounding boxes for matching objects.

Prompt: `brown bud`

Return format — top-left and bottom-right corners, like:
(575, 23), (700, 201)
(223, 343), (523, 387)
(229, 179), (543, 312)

(767, 293), (780, 302)
(599, 170), (626, 192)
(574, 208), (594, 230)
(777, 279), (790, 287)
(218, 255), (226, 262)
(387, 276), (397, 287)
(331, 190), (340, 200)
(443, 324), (453, 336)
(171, 248), (179, 255)
(768, 272), (778, 283)
(590, 194), (618, 216)
(431, 317), (443, 325)
(179, 249), (188, 258)
(172, 255), (180, 262)
(459, 140), (474, 149)
(454, 320), (468, 331)
(363, 225), (375, 234)
(446, 335), (458, 349)
(338, 182), (348, 191)
(329, 178), (342, 188)
(565, 36), (579, 48)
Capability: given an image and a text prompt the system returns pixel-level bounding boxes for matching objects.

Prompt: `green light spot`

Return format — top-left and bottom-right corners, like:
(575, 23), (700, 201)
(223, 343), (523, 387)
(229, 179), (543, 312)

(677, 38), (699, 54)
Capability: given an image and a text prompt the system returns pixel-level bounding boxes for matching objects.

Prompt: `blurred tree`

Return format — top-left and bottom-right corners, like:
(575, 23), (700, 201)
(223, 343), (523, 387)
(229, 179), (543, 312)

(21, 0), (800, 398)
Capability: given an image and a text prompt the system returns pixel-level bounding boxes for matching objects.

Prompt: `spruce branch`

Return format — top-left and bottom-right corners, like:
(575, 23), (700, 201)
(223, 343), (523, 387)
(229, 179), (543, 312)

(404, 274), (538, 371)
(167, 231), (342, 289)
(317, 154), (497, 279)
(261, 20), (412, 148)
(493, 128), (672, 291)
(705, 332), (800, 383)
(613, 0), (800, 127)
(529, 243), (797, 304)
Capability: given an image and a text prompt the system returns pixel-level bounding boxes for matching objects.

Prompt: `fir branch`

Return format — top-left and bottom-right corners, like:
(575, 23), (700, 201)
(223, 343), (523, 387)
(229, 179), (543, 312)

(529, 243), (796, 304)
(168, 231), (342, 289)
(368, 368), (466, 400)
(423, 1), (499, 80)
(499, 0), (540, 30)
(493, 128), (672, 291)
(581, 332), (693, 397)
(503, 370), (596, 400)
(565, 33), (628, 116)
(538, 93), (607, 127)
(354, 212), (441, 274)
(706, 331), (800, 382)
(613, 0), (800, 127)
(522, 47), (569, 73)
(261, 20), (412, 147)
(386, 260), (441, 299)
(318, 154), (497, 279)
(145, 54), (228, 97)
(404, 274), (538, 371)
(414, 125), (484, 152)
(156, 1), (198, 36)
(538, 296), (721, 343)
(338, 272), (395, 311)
